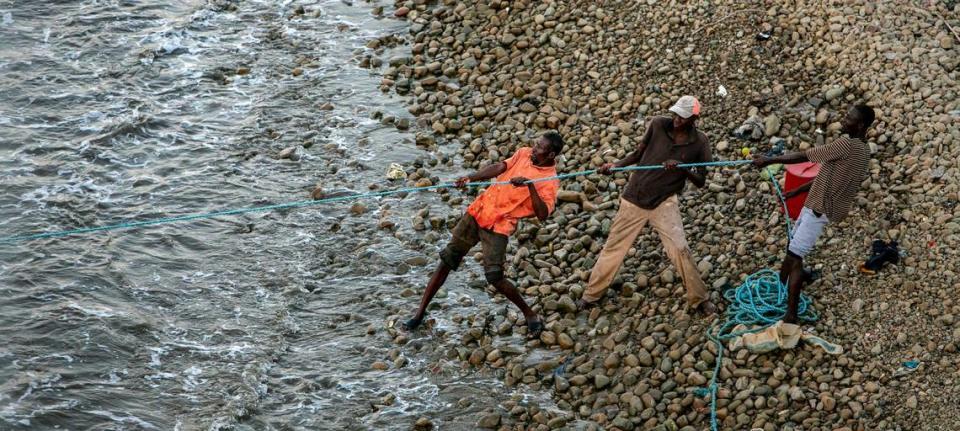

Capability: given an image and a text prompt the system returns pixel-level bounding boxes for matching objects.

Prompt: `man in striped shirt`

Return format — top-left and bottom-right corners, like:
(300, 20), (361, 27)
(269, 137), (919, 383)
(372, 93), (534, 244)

(752, 104), (876, 324)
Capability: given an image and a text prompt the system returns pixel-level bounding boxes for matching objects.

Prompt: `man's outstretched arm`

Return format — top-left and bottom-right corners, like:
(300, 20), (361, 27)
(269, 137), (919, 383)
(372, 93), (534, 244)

(508, 177), (550, 221)
(455, 162), (508, 187)
(526, 183), (550, 221)
(752, 151), (809, 168)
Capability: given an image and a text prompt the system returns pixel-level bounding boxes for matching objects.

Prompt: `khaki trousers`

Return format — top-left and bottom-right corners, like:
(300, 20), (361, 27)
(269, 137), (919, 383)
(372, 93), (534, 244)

(583, 196), (708, 307)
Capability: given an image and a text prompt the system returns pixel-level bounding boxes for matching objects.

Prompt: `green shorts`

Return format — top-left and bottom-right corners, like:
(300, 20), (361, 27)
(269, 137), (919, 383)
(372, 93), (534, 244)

(439, 214), (508, 278)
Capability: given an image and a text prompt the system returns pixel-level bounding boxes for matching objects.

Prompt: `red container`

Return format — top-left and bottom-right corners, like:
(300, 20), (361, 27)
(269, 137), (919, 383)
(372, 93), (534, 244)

(783, 162), (821, 220)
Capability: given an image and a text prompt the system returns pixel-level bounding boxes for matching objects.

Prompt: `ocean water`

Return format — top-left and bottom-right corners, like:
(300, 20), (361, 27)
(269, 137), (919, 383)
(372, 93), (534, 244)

(0, 1), (556, 429)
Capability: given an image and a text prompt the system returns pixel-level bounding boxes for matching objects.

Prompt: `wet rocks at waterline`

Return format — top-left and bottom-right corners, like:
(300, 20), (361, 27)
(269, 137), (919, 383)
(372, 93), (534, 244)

(359, 0), (960, 430)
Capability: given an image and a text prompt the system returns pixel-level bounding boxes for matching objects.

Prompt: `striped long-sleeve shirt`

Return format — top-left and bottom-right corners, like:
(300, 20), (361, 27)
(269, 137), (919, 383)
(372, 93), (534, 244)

(804, 137), (870, 223)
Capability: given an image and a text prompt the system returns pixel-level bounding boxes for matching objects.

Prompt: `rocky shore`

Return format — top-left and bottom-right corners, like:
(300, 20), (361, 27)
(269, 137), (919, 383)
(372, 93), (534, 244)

(360, 1), (959, 430)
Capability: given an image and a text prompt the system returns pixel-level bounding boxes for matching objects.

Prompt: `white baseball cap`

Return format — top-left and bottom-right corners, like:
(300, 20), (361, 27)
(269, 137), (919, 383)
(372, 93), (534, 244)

(669, 95), (702, 119)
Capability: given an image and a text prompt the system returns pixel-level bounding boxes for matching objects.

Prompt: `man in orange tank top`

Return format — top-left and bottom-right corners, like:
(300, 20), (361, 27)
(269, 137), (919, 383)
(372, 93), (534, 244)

(402, 133), (564, 338)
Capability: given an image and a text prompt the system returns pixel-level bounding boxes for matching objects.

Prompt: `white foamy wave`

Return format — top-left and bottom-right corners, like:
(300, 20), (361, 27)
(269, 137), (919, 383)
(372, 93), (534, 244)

(164, 340), (255, 359)
(179, 270), (214, 284)
(106, 369), (124, 384)
(181, 365), (204, 391)
(87, 410), (159, 430)
(148, 28), (189, 55)
(147, 346), (166, 368)
(18, 176), (120, 209)
(68, 302), (118, 318)
(17, 354), (74, 365)
(75, 110), (106, 132)
(144, 372), (177, 381)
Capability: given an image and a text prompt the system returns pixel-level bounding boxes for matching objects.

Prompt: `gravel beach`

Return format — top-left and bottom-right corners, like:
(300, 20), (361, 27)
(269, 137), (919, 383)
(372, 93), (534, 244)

(365, 1), (960, 430)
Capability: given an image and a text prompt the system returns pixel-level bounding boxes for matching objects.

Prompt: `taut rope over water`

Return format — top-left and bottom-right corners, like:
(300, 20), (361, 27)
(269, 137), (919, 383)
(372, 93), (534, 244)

(0, 160), (751, 244)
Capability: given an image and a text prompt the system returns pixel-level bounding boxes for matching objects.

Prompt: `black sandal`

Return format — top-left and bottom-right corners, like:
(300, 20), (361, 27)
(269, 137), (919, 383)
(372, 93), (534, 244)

(575, 299), (596, 312)
(401, 317), (423, 331)
(526, 319), (544, 339)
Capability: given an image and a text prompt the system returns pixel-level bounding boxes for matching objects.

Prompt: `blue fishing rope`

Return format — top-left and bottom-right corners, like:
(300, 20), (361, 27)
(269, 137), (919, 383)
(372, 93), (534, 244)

(693, 167), (816, 431)
(0, 160), (751, 244)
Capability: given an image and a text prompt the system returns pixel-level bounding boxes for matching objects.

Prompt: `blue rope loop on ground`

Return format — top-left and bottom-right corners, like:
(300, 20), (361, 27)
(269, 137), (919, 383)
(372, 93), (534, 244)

(722, 269), (817, 326)
(0, 159), (752, 244)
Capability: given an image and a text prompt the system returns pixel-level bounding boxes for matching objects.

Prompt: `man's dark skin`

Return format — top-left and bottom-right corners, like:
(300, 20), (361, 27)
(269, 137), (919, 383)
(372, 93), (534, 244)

(752, 107), (871, 323)
(593, 113), (716, 315)
(403, 137), (557, 336)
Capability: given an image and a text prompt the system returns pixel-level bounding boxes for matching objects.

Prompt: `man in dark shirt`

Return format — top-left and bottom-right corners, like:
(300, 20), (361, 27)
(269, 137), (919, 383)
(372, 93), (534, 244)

(578, 96), (717, 315)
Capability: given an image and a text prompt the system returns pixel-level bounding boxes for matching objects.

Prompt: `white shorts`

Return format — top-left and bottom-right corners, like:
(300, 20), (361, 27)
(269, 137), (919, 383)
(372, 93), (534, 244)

(788, 207), (829, 258)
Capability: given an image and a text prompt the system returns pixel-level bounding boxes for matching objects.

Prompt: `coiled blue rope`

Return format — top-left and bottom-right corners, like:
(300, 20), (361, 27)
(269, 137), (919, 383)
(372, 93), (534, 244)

(0, 159), (751, 244)
(693, 167), (817, 431)
(721, 269), (816, 326)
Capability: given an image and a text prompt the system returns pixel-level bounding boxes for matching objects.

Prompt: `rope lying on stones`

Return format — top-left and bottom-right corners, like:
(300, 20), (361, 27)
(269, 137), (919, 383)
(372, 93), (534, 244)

(693, 167), (817, 431)
(0, 160), (752, 244)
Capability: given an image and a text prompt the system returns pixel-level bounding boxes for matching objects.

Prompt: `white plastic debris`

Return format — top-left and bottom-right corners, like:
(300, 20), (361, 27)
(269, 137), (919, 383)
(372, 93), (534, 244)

(716, 85), (728, 98)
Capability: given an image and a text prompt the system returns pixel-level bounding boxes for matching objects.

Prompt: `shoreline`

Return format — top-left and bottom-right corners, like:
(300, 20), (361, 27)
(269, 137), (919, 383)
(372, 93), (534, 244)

(369, 1), (960, 430)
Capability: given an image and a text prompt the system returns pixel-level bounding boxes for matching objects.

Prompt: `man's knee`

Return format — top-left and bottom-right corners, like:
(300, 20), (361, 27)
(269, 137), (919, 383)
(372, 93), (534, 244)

(787, 240), (812, 258)
(786, 250), (804, 264)
(664, 240), (691, 261)
(439, 247), (465, 271)
(484, 267), (505, 285)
